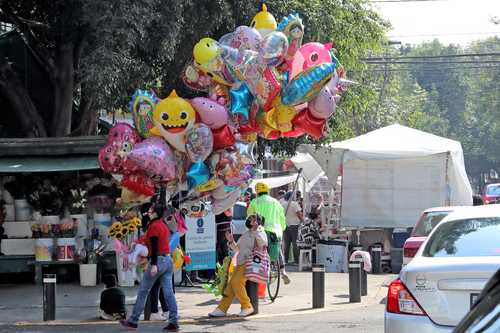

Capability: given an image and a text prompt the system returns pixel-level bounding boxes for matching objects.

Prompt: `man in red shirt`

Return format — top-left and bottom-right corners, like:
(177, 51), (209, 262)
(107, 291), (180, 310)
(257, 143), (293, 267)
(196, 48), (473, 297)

(120, 203), (179, 332)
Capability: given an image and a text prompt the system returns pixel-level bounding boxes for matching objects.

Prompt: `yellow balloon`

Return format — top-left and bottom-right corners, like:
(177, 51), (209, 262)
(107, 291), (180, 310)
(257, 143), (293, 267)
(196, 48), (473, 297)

(193, 38), (220, 67)
(250, 4), (277, 37)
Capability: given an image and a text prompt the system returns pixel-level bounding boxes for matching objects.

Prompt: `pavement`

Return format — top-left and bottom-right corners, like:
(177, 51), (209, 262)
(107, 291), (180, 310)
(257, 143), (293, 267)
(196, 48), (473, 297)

(0, 267), (396, 331)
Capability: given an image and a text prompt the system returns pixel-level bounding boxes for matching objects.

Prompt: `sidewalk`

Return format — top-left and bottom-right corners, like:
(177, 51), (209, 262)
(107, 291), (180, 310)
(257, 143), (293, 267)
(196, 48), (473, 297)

(0, 268), (396, 325)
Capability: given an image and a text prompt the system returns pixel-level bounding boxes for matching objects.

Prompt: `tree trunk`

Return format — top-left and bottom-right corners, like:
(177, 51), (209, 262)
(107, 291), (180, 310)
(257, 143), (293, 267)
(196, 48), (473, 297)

(51, 42), (74, 136)
(71, 85), (96, 136)
(0, 61), (47, 137)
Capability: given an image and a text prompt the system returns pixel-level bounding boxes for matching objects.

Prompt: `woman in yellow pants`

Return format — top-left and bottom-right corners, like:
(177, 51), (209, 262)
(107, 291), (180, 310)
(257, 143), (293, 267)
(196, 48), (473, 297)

(209, 215), (267, 317)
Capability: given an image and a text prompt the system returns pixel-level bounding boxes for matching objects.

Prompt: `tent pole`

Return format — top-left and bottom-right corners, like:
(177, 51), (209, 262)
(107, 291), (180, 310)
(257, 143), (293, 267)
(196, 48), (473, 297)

(285, 168), (303, 216)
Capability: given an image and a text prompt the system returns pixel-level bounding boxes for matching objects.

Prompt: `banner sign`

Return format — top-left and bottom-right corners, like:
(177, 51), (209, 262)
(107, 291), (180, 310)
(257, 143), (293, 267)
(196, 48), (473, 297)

(185, 212), (216, 271)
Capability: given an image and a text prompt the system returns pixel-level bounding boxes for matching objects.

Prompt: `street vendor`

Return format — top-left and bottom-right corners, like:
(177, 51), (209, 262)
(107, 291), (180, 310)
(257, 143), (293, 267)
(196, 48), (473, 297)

(247, 182), (290, 284)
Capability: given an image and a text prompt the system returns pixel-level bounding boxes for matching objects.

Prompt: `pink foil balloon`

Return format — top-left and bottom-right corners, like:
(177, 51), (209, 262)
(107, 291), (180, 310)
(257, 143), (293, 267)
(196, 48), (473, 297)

(127, 137), (176, 181)
(308, 85), (340, 119)
(98, 123), (142, 175)
(190, 97), (229, 129)
(289, 42), (332, 80)
(108, 122), (141, 145)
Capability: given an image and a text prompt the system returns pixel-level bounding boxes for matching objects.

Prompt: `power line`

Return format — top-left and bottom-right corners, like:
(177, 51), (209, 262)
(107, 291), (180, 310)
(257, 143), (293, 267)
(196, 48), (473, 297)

(371, 0), (447, 2)
(363, 52), (500, 61)
(387, 31), (500, 37)
(365, 60), (500, 65)
(354, 65), (500, 73)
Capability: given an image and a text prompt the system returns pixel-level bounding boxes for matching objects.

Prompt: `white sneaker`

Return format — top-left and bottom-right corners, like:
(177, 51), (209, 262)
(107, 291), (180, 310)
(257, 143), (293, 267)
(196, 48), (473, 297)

(282, 273), (291, 285)
(161, 311), (169, 319)
(238, 307), (254, 317)
(149, 312), (165, 321)
(208, 308), (227, 318)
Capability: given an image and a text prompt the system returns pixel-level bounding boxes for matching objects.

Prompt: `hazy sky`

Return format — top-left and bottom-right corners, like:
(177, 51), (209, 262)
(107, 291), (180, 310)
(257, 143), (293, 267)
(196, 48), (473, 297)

(373, 0), (500, 46)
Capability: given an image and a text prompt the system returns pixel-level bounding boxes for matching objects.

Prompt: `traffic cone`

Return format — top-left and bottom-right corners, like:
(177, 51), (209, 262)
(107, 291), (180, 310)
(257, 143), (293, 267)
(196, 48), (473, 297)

(258, 282), (266, 298)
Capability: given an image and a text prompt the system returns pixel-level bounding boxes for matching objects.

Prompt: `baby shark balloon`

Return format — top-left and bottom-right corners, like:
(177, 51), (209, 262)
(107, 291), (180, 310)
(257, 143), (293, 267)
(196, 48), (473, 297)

(150, 90), (196, 152)
(250, 4), (277, 38)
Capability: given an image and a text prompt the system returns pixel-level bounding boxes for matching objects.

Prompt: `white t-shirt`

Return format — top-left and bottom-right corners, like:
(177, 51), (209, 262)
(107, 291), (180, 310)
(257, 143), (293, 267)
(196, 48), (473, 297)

(279, 199), (302, 226)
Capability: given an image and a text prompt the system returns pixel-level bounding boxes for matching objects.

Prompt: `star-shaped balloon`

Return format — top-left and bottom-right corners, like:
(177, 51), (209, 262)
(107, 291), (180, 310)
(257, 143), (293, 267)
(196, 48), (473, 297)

(229, 82), (253, 121)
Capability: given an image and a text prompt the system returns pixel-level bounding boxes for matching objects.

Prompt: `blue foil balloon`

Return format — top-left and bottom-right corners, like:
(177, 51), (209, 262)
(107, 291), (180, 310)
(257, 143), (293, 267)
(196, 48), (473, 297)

(230, 83), (253, 121)
(187, 161), (210, 189)
(281, 62), (337, 106)
(169, 232), (180, 250)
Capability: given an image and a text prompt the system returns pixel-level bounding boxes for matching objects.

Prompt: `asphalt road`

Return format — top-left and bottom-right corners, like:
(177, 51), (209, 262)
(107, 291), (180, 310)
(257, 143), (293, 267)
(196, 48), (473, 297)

(0, 303), (385, 333)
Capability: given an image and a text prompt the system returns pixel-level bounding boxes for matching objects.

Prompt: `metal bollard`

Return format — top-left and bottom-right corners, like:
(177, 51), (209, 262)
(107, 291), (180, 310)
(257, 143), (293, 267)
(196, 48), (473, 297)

(372, 246), (382, 274)
(348, 261), (361, 303)
(360, 261), (367, 296)
(353, 255), (368, 296)
(246, 281), (259, 314)
(43, 274), (56, 321)
(312, 264), (325, 308)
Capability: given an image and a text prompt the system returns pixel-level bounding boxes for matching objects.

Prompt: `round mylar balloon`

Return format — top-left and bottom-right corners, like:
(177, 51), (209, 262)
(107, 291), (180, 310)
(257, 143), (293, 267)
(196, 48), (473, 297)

(185, 123), (213, 162)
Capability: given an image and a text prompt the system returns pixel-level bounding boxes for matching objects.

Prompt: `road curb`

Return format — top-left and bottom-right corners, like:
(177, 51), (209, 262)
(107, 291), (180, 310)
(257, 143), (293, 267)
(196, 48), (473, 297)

(13, 306), (348, 327)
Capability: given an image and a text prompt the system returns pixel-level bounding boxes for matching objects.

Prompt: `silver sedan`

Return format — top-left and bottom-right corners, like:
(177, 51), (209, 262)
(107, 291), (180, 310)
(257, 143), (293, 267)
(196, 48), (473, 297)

(384, 204), (500, 333)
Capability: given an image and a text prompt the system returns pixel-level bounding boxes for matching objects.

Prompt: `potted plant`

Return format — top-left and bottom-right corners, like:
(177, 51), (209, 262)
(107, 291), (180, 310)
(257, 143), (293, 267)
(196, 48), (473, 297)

(28, 179), (64, 223)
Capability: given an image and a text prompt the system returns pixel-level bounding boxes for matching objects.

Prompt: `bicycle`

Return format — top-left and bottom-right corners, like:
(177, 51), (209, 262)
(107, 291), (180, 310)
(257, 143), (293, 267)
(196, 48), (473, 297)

(266, 232), (282, 302)
(267, 253), (281, 302)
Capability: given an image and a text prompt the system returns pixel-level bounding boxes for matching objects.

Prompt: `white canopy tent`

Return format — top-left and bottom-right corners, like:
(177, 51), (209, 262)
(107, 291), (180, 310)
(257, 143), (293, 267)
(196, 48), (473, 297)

(249, 173), (299, 191)
(301, 124), (473, 228)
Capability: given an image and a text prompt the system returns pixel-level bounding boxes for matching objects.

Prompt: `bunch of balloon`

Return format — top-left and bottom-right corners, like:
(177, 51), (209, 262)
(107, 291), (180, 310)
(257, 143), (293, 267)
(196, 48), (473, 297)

(98, 3), (352, 214)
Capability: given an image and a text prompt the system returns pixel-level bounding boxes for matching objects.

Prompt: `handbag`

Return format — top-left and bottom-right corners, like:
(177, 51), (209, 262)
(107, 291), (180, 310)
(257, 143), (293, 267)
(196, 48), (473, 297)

(245, 242), (270, 284)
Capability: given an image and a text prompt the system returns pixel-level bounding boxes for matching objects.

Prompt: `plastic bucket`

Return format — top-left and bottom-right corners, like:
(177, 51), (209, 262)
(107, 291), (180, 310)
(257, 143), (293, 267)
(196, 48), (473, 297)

(4, 204), (14, 221)
(56, 238), (76, 261)
(79, 264), (97, 286)
(35, 238), (54, 261)
(116, 252), (135, 287)
(14, 199), (32, 221)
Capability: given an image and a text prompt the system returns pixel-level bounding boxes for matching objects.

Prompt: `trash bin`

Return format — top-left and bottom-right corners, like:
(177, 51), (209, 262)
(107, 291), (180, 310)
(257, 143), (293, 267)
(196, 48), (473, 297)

(316, 239), (348, 273)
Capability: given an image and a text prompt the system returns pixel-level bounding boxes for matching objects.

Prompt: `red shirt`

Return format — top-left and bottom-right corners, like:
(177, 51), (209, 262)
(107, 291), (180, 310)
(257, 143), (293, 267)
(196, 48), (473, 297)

(145, 218), (170, 255)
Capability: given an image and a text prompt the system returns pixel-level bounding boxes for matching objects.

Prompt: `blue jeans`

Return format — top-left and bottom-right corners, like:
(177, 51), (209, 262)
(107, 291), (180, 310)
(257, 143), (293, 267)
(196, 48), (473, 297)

(129, 256), (178, 325)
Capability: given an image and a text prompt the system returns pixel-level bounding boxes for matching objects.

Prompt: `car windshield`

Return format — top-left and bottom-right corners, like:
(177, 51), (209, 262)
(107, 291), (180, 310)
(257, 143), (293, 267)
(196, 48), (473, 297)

(423, 217), (500, 257)
(486, 185), (500, 196)
(412, 211), (450, 237)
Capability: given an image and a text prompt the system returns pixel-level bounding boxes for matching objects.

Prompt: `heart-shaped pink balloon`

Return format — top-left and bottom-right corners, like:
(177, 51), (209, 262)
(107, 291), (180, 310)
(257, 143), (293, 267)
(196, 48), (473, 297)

(98, 123), (142, 174)
(127, 137), (176, 181)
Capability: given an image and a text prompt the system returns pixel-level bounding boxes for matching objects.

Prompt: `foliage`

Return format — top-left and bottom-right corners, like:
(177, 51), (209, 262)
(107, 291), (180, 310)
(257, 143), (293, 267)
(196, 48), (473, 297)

(0, 0), (388, 144)
(347, 37), (500, 185)
(27, 179), (65, 216)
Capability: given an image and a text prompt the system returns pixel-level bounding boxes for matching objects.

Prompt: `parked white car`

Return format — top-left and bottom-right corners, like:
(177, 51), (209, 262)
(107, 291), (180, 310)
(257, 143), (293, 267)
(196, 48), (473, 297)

(384, 204), (500, 333)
